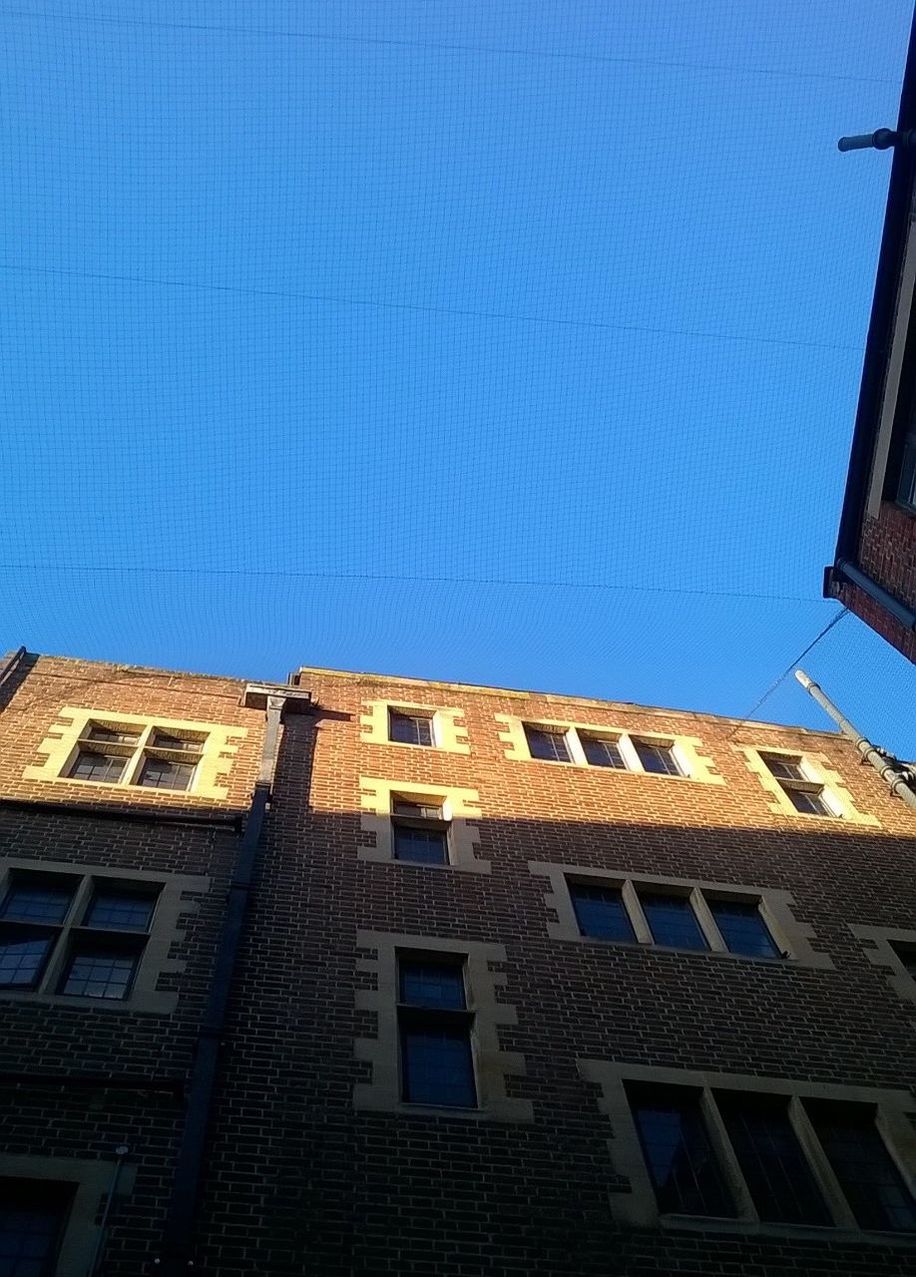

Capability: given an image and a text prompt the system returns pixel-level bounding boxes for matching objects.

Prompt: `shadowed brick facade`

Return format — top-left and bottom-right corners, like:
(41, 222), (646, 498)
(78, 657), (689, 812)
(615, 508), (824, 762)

(1, 652), (915, 1274)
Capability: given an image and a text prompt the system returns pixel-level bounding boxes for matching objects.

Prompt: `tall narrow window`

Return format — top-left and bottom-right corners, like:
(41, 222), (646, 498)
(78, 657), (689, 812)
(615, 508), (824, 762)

(0, 1179), (73, 1277)
(0, 875), (78, 990)
(640, 894), (708, 951)
(391, 799), (449, 865)
(580, 735), (626, 769)
(523, 725), (571, 763)
(760, 755), (835, 817)
(627, 1084), (736, 1217)
(716, 1093), (830, 1225)
(806, 1101), (916, 1232)
(570, 883), (636, 942)
(708, 900), (780, 959)
(58, 936), (142, 1001)
(633, 740), (681, 776)
(388, 710), (434, 747)
(398, 956), (476, 1108)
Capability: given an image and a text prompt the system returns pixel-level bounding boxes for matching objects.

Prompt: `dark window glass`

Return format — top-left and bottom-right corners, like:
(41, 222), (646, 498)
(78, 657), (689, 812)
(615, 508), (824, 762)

(892, 943), (916, 977)
(806, 1101), (916, 1232)
(581, 736), (627, 769)
(84, 890), (156, 932)
(640, 895), (708, 950)
(0, 930), (55, 989)
(136, 757), (195, 791)
(388, 711), (434, 747)
(786, 787), (832, 816)
(629, 1085), (736, 1217)
(392, 799), (443, 821)
(85, 723), (141, 745)
(399, 960), (466, 1009)
(897, 434), (916, 511)
(400, 1022), (476, 1107)
(709, 900), (779, 958)
(68, 750), (126, 784)
(524, 726), (571, 763)
(0, 883), (73, 925)
(149, 731), (203, 752)
(570, 883), (635, 941)
(634, 741), (681, 776)
(59, 947), (138, 1000)
(0, 1180), (72, 1277)
(393, 825), (447, 864)
(762, 755), (805, 781)
(716, 1093), (829, 1225)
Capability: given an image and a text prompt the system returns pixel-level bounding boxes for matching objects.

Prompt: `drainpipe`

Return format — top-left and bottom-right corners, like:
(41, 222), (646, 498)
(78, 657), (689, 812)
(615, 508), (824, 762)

(156, 684), (312, 1273)
(795, 670), (916, 811)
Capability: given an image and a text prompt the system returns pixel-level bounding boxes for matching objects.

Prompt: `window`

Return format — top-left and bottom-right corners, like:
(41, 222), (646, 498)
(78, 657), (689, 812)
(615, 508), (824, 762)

(63, 720), (207, 791)
(570, 883), (636, 942)
(391, 799), (449, 866)
(759, 754), (836, 817)
(523, 725), (571, 763)
(59, 939), (141, 1000)
(896, 428), (916, 512)
(580, 735), (627, 769)
(708, 899), (780, 959)
(633, 740), (682, 776)
(388, 710), (434, 747)
(806, 1101), (916, 1233)
(397, 956), (476, 1108)
(0, 1180), (72, 1277)
(628, 1084), (736, 1218)
(0, 874), (79, 990)
(640, 894), (708, 951)
(891, 942), (916, 977)
(717, 1093), (830, 1225)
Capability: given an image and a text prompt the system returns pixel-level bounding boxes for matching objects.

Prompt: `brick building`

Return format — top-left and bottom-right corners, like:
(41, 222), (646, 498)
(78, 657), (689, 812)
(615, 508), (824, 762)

(1, 649), (916, 1275)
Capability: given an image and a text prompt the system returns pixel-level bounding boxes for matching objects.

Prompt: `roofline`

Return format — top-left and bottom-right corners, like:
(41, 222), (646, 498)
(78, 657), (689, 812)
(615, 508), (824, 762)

(833, 9), (916, 566)
(294, 665), (840, 738)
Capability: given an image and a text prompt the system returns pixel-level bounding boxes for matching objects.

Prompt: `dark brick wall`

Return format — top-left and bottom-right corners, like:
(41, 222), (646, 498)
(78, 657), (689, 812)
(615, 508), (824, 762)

(837, 499), (916, 662)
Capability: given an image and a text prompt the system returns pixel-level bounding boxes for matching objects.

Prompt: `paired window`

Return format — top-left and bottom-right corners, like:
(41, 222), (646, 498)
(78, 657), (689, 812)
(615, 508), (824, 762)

(66, 721), (207, 792)
(397, 955), (476, 1108)
(0, 871), (159, 1000)
(759, 754), (837, 817)
(569, 880), (781, 959)
(629, 1084), (916, 1232)
(522, 723), (684, 777)
(391, 798), (450, 866)
(0, 1179), (73, 1277)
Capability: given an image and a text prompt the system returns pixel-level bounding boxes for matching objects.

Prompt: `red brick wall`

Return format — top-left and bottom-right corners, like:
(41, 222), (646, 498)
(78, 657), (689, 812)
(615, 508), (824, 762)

(839, 499), (916, 661)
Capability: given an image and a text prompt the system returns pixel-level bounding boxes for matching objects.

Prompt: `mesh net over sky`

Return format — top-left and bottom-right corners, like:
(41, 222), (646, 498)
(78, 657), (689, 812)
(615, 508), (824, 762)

(3, 2), (915, 754)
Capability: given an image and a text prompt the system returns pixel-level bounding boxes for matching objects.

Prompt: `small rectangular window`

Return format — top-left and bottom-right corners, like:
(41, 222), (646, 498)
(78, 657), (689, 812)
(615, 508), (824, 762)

(392, 799), (443, 821)
(68, 749), (128, 784)
(524, 725), (571, 763)
(393, 825), (448, 865)
(570, 883), (636, 942)
(580, 735), (627, 769)
(398, 956), (476, 1108)
(708, 900), (779, 959)
(633, 740), (682, 776)
(806, 1101), (916, 1232)
(0, 1179), (73, 1277)
(640, 894), (708, 951)
(388, 710), (434, 747)
(716, 1092), (830, 1225)
(84, 887), (157, 932)
(59, 941), (140, 1001)
(628, 1083), (736, 1218)
(785, 788), (833, 816)
(0, 880), (75, 926)
(85, 723), (142, 746)
(0, 929), (56, 989)
(760, 754), (836, 817)
(136, 756), (196, 791)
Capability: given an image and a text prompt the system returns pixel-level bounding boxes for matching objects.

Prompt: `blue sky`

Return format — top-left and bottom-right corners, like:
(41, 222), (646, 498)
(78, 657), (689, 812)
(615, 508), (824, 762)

(3, 2), (916, 753)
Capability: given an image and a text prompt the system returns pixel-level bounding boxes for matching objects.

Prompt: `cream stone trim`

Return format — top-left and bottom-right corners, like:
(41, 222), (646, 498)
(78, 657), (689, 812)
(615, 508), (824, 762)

(359, 777), (488, 873)
(494, 715), (722, 783)
(736, 745), (878, 826)
(850, 923), (916, 1007)
(23, 706), (246, 801)
(0, 857), (209, 1014)
(0, 1152), (137, 1276)
(360, 699), (470, 754)
(530, 862), (832, 967)
(353, 931), (532, 1122)
(577, 1059), (916, 1240)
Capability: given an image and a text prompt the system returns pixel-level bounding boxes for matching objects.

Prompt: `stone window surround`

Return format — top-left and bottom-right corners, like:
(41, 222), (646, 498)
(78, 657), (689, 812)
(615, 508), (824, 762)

(577, 1059), (916, 1243)
(495, 715), (723, 784)
(530, 862), (832, 967)
(850, 923), (916, 1006)
(0, 857), (209, 1014)
(359, 777), (489, 874)
(23, 707), (247, 801)
(360, 699), (470, 754)
(736, 745), (878, 826)
(0, 1152), (137, 1275)
(354, 930), (532, 1123)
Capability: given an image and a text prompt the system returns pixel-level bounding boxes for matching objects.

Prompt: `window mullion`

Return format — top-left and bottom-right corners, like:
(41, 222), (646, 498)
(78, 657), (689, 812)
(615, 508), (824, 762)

(621, 880), (653, 944)
(618, 735), (643, 773)
(127, 727), (153, 786)
(566, 729), (587, 767)
(700, 1089), (758, 1223)
(690, 889), (728, 953)
(788, 1097), (858, 1228)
